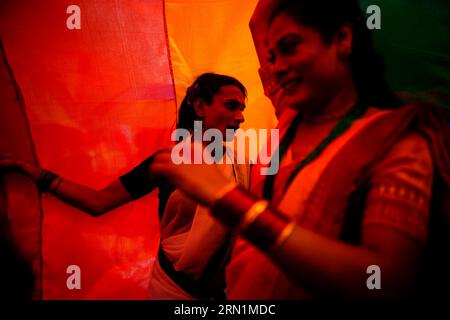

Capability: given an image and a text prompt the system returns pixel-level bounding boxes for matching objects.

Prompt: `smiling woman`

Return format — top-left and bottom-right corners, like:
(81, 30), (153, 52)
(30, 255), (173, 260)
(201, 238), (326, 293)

(267, 12), (358, 118)
(150, 0), (450, 299)
(266, 0), (399, 116)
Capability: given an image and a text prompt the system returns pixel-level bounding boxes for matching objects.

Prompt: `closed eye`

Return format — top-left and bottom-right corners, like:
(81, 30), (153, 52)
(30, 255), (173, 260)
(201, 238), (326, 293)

(278, 35), (302, 55)
(268, 50), (276, 64)
(225, 100), (245, 111)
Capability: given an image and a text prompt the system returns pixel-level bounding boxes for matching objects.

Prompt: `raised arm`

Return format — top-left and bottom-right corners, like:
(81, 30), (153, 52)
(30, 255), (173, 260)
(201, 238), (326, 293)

(250, 0), (294, 120)
(249, 0), (281, 66)
(0, 154), (139, 217)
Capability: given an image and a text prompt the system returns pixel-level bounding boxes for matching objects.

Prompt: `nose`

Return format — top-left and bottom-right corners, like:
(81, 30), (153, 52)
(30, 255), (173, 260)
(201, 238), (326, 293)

(235, 109), (245, 124)
(273, 57), (289, 80)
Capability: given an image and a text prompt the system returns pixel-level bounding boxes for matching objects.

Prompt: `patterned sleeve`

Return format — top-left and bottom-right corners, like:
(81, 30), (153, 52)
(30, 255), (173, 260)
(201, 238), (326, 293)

(362, 132), (434, 244)
(119, 154), (159, 200)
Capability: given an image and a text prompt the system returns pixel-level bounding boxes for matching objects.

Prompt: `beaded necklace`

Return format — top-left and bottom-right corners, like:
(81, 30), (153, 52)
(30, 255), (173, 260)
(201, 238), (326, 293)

(262, 102), (367, 201)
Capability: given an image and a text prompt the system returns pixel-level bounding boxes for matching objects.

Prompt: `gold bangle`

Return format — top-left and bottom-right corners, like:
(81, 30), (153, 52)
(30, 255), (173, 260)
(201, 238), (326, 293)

(270, 222), (296, 256)
(237, 200), (269, 232)
(49, 177), (63, 193)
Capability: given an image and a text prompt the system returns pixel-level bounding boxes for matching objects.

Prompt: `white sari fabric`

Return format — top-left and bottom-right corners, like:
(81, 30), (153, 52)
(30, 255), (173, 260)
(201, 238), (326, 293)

(149, 151), (249, 299)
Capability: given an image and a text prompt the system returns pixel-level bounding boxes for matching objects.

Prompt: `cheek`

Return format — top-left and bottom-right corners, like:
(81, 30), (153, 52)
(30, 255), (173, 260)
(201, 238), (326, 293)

(285, 86), (310, 110)
(319, 49), (343, 74)
(204, 113), (226, 130)
(218, 109), (233, 120)
(306, 53), (342, 88)
(288, 70), (324, 106)
(204, 118), (217, 130)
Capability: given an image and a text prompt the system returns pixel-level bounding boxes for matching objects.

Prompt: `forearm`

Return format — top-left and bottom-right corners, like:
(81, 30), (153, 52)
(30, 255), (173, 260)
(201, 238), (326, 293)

(249, 0), (282, 64)
(20, 163), (117, 217)
(274, 226), (404, 298)
(250, 0), (290, 118)
(211, 186), (414, 298)
(46, 178), (113, 216)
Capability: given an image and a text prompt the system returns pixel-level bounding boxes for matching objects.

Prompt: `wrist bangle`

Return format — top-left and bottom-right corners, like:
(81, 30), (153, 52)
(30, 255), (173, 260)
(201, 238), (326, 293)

(269, 222), (296, 256)
(237, 200), (269, 232)
(211, 186), (259, 228)
(38, 169), (59, 192)
(241, 208), (291, 252)
(49, 177), (63, 193)
(211, 186), (295, 253)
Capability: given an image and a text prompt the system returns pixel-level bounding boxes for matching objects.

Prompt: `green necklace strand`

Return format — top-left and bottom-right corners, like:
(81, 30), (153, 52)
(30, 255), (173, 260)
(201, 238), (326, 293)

(262, 102), (367, 201)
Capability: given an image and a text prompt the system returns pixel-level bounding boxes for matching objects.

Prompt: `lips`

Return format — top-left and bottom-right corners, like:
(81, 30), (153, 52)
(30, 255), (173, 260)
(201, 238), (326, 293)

(281, 78), (303, 93)
(226, 125), (240, 131)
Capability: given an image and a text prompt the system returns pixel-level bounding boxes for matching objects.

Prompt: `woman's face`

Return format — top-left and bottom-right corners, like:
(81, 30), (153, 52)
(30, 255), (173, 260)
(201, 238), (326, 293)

(268, 12), (352, 112)
(199, 85), (245, 140)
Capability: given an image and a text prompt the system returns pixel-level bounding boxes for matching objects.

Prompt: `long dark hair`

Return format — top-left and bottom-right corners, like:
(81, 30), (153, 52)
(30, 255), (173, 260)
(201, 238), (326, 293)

(270, 0), (401, 109)
(177, 73), (247, 131)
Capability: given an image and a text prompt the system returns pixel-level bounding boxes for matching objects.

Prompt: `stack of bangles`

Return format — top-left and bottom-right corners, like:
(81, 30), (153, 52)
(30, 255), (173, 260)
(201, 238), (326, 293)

(38, 169), (63, 193)
(211, 183), (296, 255)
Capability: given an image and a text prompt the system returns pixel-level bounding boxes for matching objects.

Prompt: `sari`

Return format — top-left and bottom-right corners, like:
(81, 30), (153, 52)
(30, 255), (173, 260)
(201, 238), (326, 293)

(150, 149), (249, 299)
(225, 68), (450, 299)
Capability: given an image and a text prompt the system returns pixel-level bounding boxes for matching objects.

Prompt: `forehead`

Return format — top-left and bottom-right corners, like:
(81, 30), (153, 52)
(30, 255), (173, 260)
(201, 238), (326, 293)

(214, 85), (245, 102)
(268, 12), (308, 48)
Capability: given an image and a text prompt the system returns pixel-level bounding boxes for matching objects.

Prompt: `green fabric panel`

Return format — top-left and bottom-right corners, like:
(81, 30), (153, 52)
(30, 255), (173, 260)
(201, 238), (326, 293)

(359, 0), (450, 116)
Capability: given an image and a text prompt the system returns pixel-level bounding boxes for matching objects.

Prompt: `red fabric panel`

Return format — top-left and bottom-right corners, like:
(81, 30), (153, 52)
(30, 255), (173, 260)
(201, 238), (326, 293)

(1, 0), (176, 299)
(0, 40), (43, 298)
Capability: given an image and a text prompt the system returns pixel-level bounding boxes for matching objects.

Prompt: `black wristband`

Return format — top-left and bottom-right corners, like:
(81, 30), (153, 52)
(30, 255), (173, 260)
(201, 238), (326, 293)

(38, 169), (59, 192)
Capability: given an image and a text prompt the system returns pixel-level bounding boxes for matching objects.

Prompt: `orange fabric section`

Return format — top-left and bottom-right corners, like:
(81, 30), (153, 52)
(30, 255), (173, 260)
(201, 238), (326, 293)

(165, 0), (277, 131)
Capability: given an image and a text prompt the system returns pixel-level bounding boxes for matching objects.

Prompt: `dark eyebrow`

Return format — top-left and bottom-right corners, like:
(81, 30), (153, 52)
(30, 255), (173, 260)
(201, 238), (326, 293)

(278, 33), (302, 45)
(225, 99), (240, 104)
(268, 33), (302, 62)
(225, 99), (245, 109)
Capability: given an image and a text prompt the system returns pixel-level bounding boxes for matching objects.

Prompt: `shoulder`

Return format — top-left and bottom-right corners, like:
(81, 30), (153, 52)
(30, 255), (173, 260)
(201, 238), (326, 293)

(369, 131), (433, 193)
(381, 131), (432, 166)
(362, 131), (434, 244)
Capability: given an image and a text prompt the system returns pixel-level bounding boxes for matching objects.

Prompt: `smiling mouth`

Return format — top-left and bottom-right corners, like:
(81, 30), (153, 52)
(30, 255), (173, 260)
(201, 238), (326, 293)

(226, 126), (240, 131)
(282, 78), (303, 93)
